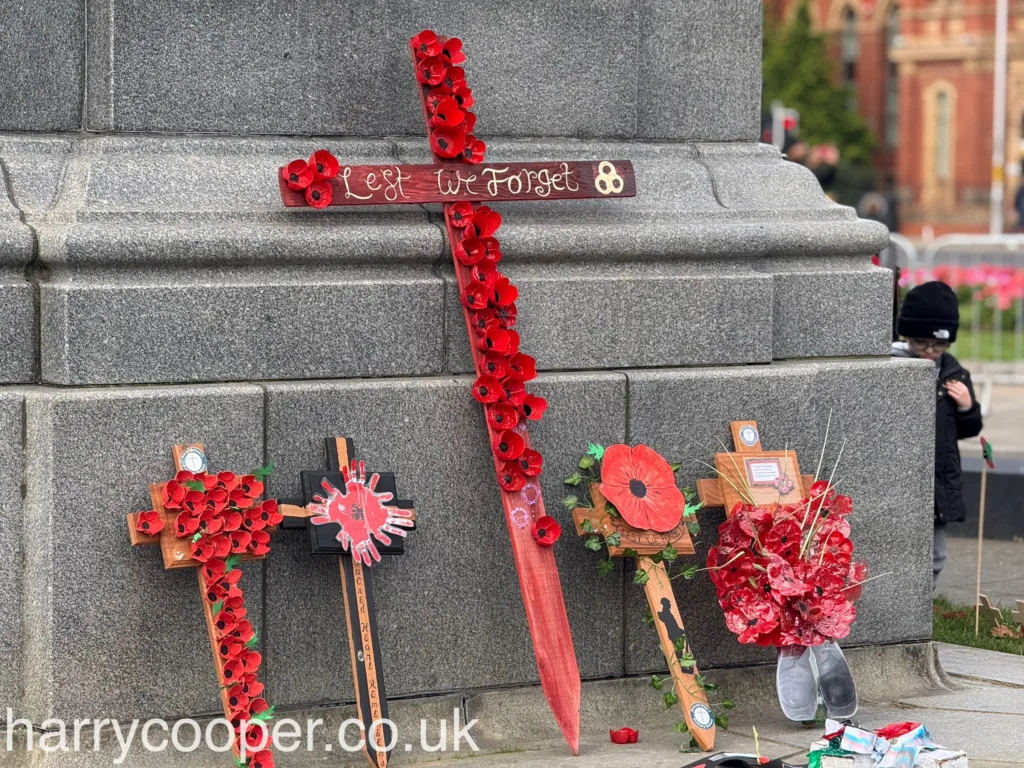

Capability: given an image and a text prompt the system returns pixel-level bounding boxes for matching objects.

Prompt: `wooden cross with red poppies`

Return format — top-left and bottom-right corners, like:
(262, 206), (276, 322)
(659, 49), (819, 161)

(278, 437), (416, 768)
(127, 444), (284, 768)
(277, 30), (636, 754)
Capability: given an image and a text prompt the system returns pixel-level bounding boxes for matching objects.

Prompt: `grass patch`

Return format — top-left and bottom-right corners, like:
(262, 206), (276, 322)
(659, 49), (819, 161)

(952, 329), (1023, 362)
(933, 596), (1024, 654)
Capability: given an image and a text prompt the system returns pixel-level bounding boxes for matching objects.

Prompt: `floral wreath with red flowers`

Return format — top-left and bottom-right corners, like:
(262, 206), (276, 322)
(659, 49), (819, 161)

(565, 442), (735, 747)
(707, 480), (868, 648)
(135, 464), (280, 765)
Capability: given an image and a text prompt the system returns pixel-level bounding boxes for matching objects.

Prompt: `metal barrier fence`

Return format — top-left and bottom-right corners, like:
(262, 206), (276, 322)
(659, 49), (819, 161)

(890, 234), (1024, 366)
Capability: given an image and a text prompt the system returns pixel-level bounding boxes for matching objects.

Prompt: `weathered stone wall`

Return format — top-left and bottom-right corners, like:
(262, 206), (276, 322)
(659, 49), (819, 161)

(0, 0), (934, 746)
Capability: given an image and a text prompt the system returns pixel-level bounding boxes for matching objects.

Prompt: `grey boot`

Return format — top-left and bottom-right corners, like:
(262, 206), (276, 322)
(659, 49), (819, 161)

(776, 645), (820, 721)
(811, 641), (858, 719)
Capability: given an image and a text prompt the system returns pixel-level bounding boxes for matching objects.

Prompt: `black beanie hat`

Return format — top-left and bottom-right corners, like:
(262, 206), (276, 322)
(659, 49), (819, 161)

(898, 281), (959, 342)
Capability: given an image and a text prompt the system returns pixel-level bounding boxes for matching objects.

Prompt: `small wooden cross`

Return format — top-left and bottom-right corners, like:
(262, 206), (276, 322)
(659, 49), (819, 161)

(978, 595), (1003, 627)
(572, 485), (718, 751)
(127, 444), (278, 765)
(277, 30), (638, 754)
(696, 421), (814, 514)
(279, 437), (416, 768)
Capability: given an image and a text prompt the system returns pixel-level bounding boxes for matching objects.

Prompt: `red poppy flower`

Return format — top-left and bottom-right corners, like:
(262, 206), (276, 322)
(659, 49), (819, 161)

(430, 96), (465, 128)
(486, 403), (519, 431)
(818, 533), (854, 568)
(231, 620), (255, 644)
(505, 329), (521, 356)
(876, 722), (920, 741)
(430, 125), (466, 159)
(222, 596), (247, 618)
(463, 110), (477, 133)
(456, 235), (485, 265)
(521, 394), (547, 421)
(498, 462), (527, 492)
(599, 444), (684, 532)
(225, 685), (249, 712)
(478, 325), (512, 354)
(207, 577), (242, 605)
(416, 55), (447, 86)
(219, 638), (245, 660)
(717, 515), (753, 549)
(198, 509), (224, 535)
(412, 30), (442, 58)
(222, 659), (245, 683)
(202, 558), (227, 581)
(810, 480), (836, 505)
(237, 723), (269, 754)
(472, 206), (502, 238)
(462, 281), (490, 310)
(239, 676), (263, 697)
(480, 237), (502, 263)
(721, 584), (764, 612)
(229, 487), (255, 508)
(452, 85), (474, 109)
(829, 494), (853, 517)
(230, 530), (252, 553)
(258, 499), (282, 527)
(725, 599), (780, 644)
(707, 547), (754, 590)
(472, 374), (503, 404)
(282, 160), (313, 191)
(844, 561), (868, 601)
(508, 353), (536, 381)
(492, 277), (518, 307)
(814, 515), (851, 544)
(309, 150), (339, 181)
(449, 201), (474, 228)
(441, 36), (466, 64)
(174, 470), (196, 483)
(735, 505), (774, 541)
(765, 519), (802, 563)
(214, 609), (239, 634)
(493, 429), (526, 461)
(217, 471), (238, 490)
(424, 86), (452, 113)
(469, 261), (498, 288)
(242, 649), (263, 673)
(250, 697), (271, 718)
(220, 509), (243, 533)
(182, 490), (206, 515)
(135, 510), (164, 536)
(481, 352), (507, 379)
(766, 554), (809, 599)
(463, 136), (486, 164)
(243, 508), (267, 532)
(532, 515), (561, 546)
(518, 449), (543, 477)
(804, 565), (845, 602)
(206, 488), (229, 513)
(249, 530), (271, 556)
(190, 540), (214, 563)
(211, 534), (233, 559)
(779, 606), (825, 646)
(502, 377), (526, 406)
(468, 308), (496, 335)
(813, 598), (856, 639)
(305, 181), (332, 209)
(249, 750), (274, 768)
(495, 302), (517, 328)
(441, 65), (466, 91)
(609, 727), (639, 744)
(163, 480), (187, 509)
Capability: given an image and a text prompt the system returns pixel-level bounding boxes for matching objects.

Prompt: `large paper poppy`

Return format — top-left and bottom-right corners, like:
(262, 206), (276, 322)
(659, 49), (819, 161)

(469, 261), (497, 288)
(521, 394), (547, 421)
(486, 403), (519, 431)
(497, 462), (527, 492)
(282, 160), (313, 191)
(449, 201), (474, 228)
(468, 308), (496, 335)
(532, 515), (561, 546)
(416, 55), (447, 86)
(136, 510), (164, 536)
(442, 65), (466, 91)
(599, 444), (684, 532)
(462, 281), (490, 310)
(480, 352), (507, 379)
(478, 325), (511, 355)
(472, 206), (502, 238)
(309, 150), (339, 181)
(493, 429), (526, 461)
(430, 96), (465, 128)
(518, 449), (543, 477)
(305, 181), (332, 209)
(502, 376), (526, 406)
(491, 277), (517, 307)
(457, 236), (485, 265)
(508, 353), (536, 381)
(472, 374), (503, 404)
(441, 37), (466, 65)
(494, 302), (517, 329)
(430, 125), (466, 159)
(411, 30), (442, 58)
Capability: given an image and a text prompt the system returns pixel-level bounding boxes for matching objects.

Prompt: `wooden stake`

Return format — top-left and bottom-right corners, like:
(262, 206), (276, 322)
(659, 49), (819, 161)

(975, 459), (989, 636)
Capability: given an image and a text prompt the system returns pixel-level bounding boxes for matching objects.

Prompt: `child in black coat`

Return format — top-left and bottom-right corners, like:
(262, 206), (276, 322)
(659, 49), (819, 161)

(893, 281), (983, 587)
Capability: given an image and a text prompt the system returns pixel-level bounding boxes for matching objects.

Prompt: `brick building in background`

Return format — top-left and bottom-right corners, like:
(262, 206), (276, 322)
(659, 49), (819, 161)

(766, 0), (1024, 236)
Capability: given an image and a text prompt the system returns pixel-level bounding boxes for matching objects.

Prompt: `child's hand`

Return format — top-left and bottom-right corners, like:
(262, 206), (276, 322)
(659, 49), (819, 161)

(944, 380), (973, 410)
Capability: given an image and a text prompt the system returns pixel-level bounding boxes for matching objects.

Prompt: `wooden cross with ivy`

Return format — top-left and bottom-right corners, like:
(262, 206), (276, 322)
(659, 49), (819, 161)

(569, 443), (720, 751)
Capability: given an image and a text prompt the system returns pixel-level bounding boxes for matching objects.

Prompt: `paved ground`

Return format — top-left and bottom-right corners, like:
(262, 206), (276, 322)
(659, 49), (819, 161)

(959, 383), (1024, 458)
(424, 644), (1023, 767)
(938, 536), (1024, 608)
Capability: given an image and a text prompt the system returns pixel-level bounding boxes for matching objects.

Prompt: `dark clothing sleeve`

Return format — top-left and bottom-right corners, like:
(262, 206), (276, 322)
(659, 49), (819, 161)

(954, 371), (983, 440)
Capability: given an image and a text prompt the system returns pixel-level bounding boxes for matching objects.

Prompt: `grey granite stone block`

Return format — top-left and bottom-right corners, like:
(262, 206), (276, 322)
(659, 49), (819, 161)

(0, 281), (36, 384)
(0, 0), (83, 131)
(263, 372), (626, 708)
(637, 0), (762, 141)
(0, 390), (25, 712)
(444, 261), (774, 374)
(22, 385), (265, 722)
(622, 358), (936, 673)
(767, 256), (894, 360)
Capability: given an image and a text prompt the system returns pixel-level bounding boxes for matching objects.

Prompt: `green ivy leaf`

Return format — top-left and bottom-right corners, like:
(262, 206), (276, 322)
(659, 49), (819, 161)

(681, 486), (695, 499)
(252, 706), (276, 722)
(649, 674), (664, 691)
(684, 500), (704, 518)
(623, 548), (639, 558)
(211, 600), (224, 616)
(565, 472), (583, 486)
(605, 532), (621, 548)
(679, 651), (696, 669)
(606, 502), (620, 518)
(244, 632), (260, 649)
(681, 565), (698, 580)
(597, 559), (615, 576)
(587, 443), (605, 461)
(715, 714), (729, 730)
(224, 554), (242, 572)
(670, 462), (681, 472)
(184, 480), (206, 492)
(687, 521), (701, 537)
(581, 518), (595, 533)
(722, 698), (735, 711)
(688, 736), (699, 750)
(663, 691), (679, 708)
(674, 637), (689, 654)
(253, 461), (276, 482)
(642, 608), (654, 625)
(674, 720), (689, 734)
(579, 456), (596, 470)
(563, 495), (578, 510)
(661, 543), (678, 562)
(585, 536), (604, 552)
(633, 569), (650, 586)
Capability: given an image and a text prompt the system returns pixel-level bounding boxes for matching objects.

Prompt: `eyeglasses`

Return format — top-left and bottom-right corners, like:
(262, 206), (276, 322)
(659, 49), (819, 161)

(908, 338), (950, 352)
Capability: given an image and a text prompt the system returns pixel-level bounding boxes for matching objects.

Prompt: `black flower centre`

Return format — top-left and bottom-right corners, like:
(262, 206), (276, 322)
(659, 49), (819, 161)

(499, 441), (509, 452)
(537, 527), (547, 537)
(316, 162), (324, 173)
(311, 190), (321, 201)
(478, 385), (489, 397)
(629, 479), (648, 498)
(494, 413), (505, 424)
(438, 138), (450, 150)
(289, 172), (299, 182)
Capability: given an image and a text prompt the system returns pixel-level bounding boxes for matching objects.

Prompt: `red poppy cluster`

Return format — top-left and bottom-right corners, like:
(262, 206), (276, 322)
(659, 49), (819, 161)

(280, 149), (340, 209)
(411, 30), (486, 163)
(707, 482), (867, 647)
(162, 469), (281, 764)
(411, 30), (550, 504)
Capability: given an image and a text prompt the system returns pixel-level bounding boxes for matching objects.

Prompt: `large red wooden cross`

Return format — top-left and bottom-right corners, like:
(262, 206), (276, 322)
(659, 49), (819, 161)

(278, 30), (636, 754)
